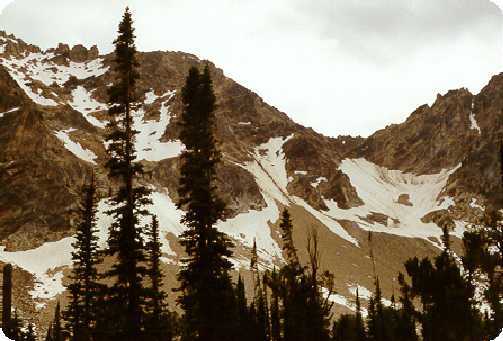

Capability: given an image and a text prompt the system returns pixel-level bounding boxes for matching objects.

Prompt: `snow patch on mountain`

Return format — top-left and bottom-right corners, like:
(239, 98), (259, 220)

(231, 135), (296, 262)
(0, 106), (19, 118)
(144, 89), (160, 105)
(54, 129), (97, 164)
(246, 135), (293, 205)
(311, 176), (328, 188)
(217, 193), (283, 264)
(1, 58), (58, 106)
(470, 113), (481, 133)
(2, 53), (108, 87)
(469, 99), (481, 134)
(69, 86), (107, 128)
(242, 135), (359, 246)
(323, 158), (461, 243)
(0, 238), (72, 300)
(134, 91), (184, 161)
(292, 196), (360, 245)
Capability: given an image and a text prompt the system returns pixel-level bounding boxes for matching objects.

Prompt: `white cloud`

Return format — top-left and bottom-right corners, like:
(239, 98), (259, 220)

(0, 0), (14, 14)
(0, 0), (501, 137)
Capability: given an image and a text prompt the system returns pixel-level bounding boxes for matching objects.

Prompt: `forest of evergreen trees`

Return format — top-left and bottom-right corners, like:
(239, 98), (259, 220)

(0, 8), (502, 341)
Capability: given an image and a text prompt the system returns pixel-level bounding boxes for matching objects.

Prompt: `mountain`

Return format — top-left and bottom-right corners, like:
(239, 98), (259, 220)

(0, 30), (499, 330)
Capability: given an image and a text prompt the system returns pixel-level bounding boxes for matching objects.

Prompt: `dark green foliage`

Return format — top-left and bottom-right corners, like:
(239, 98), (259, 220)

(145, 215), (172, 341)
(64, 175), (102, 340)
(51, 302), (63, 341)
(403, 234), (483, 341)
(354, 288), (367, 341)
(8, 310), (22, 341)
(366, 278), (385, 341)
(103, 7), (151, 338)
(255, 277), (270, 341)
(265, 212), (333, 341)
(395, 273), (418, 341)
(2, 263), (12, 337)
(176, 65), (235, 341)
(332, 314), (365, 341)
(463, 208), (503, 338)
(268, 270), (281, 341)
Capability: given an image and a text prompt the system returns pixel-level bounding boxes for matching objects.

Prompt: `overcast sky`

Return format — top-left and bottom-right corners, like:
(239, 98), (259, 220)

(0, 0), (502, 137)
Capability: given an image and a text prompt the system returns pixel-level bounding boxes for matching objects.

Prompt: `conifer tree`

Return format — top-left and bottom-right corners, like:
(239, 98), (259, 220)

(45, 326), (53, 341)
(332, 313), (367, 341)
(145, 215), (172, 341)
(268, 269), (281, 341)
(176, 65), (235, 341)
(403, 233), (484, 341)
(463, 208), (502, 338)
(235, 275), (252, 340)
(305, 229), (333, 341)
(278, 209), (307, 341)
(104, 7), (151, 338)
(64, 174), (102, 340)
(2, 263), (12, 337)
(354, 288), (367, 341)
(9, 310), (21, 341)
(52, 302), (63, 341)
(255, 279), (270, 341)
(396, 273), (418, 341)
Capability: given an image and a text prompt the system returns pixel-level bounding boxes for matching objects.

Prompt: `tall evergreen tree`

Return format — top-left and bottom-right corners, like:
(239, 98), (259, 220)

(268, 269), (281, 341)
(45, 326), (53, 341)
(255, 277), (270, 341)
(176, 65), (235, 341)
(52, 302), (63, 341)
(2, 263), (12, 337)
(64, 174), (102, 340)
(104, 7), (151, 338)
(395, 273), (418, 341)
(278, 209), (307, 341)
(8, 310), (21, 341)
(305, 229), (333, 341)
(145, 215), (172, 341)
(354, 288), (367, 341)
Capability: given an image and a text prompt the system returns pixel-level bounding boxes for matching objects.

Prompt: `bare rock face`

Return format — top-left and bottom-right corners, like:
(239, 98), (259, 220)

(362, 212), (395, 227)
(69, 44), (94, 62)
(354, 88), (477, 174)
(422, 210), (455, 230)
(397, 194), (413, 206)
(284, 135), (362, 210)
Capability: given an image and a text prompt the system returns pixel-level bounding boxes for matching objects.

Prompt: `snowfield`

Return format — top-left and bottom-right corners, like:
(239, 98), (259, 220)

(134, 91), (185, 162)
(69, 86), (107, 128)
(324, 158), (462, 244)
(54, 128), (98, 164)
(1, 53), (108, 108)
(469, 98), (481, 134)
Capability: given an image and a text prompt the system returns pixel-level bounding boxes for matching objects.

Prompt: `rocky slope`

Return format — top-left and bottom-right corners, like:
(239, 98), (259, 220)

(0, 30), (499, 330)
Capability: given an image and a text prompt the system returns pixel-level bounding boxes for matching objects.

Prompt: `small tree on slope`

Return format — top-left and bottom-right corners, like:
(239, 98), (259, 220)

(64, 174), (102, 340)
(145, 215), (173, 341)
